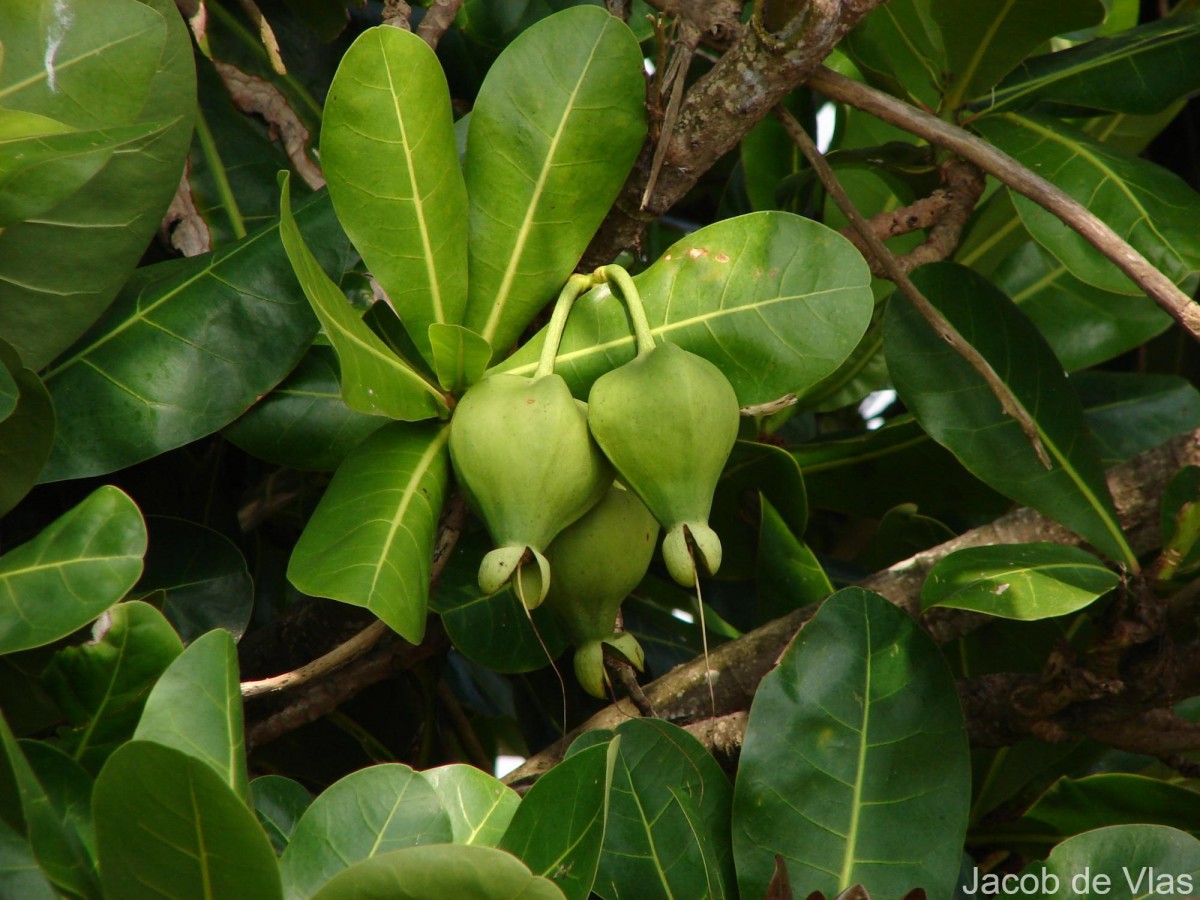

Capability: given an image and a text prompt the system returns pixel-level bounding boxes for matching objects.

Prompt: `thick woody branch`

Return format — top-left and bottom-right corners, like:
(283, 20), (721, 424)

(807, 66), (1200, 342)
(415, 0), (464, 48)
(582, 0), (888, 268)
(504, 429), (1200, 786)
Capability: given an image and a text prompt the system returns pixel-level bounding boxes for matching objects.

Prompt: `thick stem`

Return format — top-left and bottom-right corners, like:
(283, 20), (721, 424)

(535, 274), (595, 379)
(595, 264), (657, 356)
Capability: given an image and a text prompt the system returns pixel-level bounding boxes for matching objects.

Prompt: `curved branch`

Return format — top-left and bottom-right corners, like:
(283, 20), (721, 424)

(806, 66), (1200, 342)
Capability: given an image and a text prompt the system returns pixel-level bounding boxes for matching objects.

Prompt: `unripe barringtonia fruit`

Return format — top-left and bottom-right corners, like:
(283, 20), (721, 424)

(449, 372), (611, 608)
(542, 482), (658, 698)
(587, 341), (739, 587)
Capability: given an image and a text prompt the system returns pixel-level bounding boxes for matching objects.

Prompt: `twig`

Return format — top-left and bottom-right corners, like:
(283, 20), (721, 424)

(606, 656), (656, 717)
(807, 66), (1200, 342)
(382, 0), (412, 29)
(242, 620), (388, 698)
(775, 107), (1052, 470)
(642, 23), (698, 209)
(436, 679), (493, 770)
(415, 0), (464, 49)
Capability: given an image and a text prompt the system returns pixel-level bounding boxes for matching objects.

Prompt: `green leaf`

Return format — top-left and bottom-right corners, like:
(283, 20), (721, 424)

(134, 517), (254, 642)
(0, 0), (196, 371)
(428, 324), (492, 393)
(40, 189), (348, 482)
(423, 764), (521, 848)
(0, 817), (55, 900)
(979, 13), (1200, 116)
(1019, 824), (1200, 898)
(288, 422), (449, 644)
(858, 501), (956, 571)
(1074, 371), (1200, 465)
(133, 628), (249, 802)
(984, 774), (1200, 848)
(280, 763), (453, 900)
(279, 174), (447, 420)
(0, 713), (100, 898)
(432, 531), (569, 673)
(922, 543), (1118, 619)
(0, 338), (53, 517)
(94, 741), (283, 900)
(252, 775), (313, 856)
(499, 741), (614, 900)
(42, 600), (182, 775)
(592, 719), (735, 900)
(310, 845), (567, 900)
(756, 497), (833, 618)
(883, 263), (1134, 567)
(0, 119), (170, 226)
(223, 344), (387, 471)
(841, 0), (946, 108)
(20, 741), (95, 869)
(496, 213), (874, 406)
(932, 0), (1104, 108)
(994, 241), (1170, 370)
(731, 587), (970, 898)
(463, 6), (646, 357)
(322, 26), (468, 367)
(0, 486), (146, 655)
(974, 112), (1200, 296)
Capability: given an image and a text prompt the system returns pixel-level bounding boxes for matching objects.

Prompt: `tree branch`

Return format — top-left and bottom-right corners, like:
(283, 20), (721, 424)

(807, 66), (1200, 342)
(415, 0), (464, 48)
(504, 429), (1200, 786)
(581, 0), (888, 268)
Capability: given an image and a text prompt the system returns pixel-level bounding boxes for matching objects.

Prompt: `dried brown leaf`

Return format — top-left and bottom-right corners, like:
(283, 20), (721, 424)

(766, 854), (794, 900)
(162, 167), (212, 257)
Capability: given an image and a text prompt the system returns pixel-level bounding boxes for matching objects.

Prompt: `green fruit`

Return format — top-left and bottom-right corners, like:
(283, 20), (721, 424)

(587, 342), (739, 587)
(449, 373), (611, 607)
(542, 483), (658, 696)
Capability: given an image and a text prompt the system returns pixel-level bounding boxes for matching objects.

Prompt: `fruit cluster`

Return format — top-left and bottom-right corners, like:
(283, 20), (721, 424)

(449, 267), (740, 697)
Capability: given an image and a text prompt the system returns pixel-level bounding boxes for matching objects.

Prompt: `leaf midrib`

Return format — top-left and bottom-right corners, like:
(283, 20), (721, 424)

(480, 27), (608, 343)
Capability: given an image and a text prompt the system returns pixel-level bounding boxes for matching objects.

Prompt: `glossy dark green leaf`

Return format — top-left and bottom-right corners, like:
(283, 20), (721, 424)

(922, 543), (1118, 619)
(0, 0), (195, 371)
(40, 190), (348, 481)
(985, 774), (1200, 849)
(994, 241), (1170, 371)
(975, 113), (1200, 296)
(0, 817), (55, 900)
(252, 775), (313, 856)
(0, 338), (54, 517)
(500, 741), (614, 900)
(731, 587), (970, 899)
(19, 741), (94, 868)
(932, 0), (1104, 108)
(288, 422), (449, 644)
(497, 214), (874, 406)
(980, 13), (1200, 116)
(134, 517), (253, 642)
(756, 497), (832, 618)
(133, 628), (249, 802)
(1073, 371), (1200, 465)
(0, 713), (99, 898)
(591, 719), (735, 900)
(842, 0), (946, 108)
(311, 845), (568, 900)
(94, 741), (283, 900)
(0, 119), (169, 226)
(858, 502), (956, 572)
(322, 27), (468, 366)
(279, 175), (447, 421)
(794, 417), (1009, 520)
(223, 344), (387, 471)
(280, 763), (453, 899)
(463, 6), (646, 358)
(884, 263), (1134, 567)
(0, 486), (146, 655)
(710, 440), (808, 580)
(429, 324), (492, 392)
(42, 600), (182, 774)
(423, 764), (520, 848)
(432, 531), (568, 673)
(1020, 824), (1200, 898)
